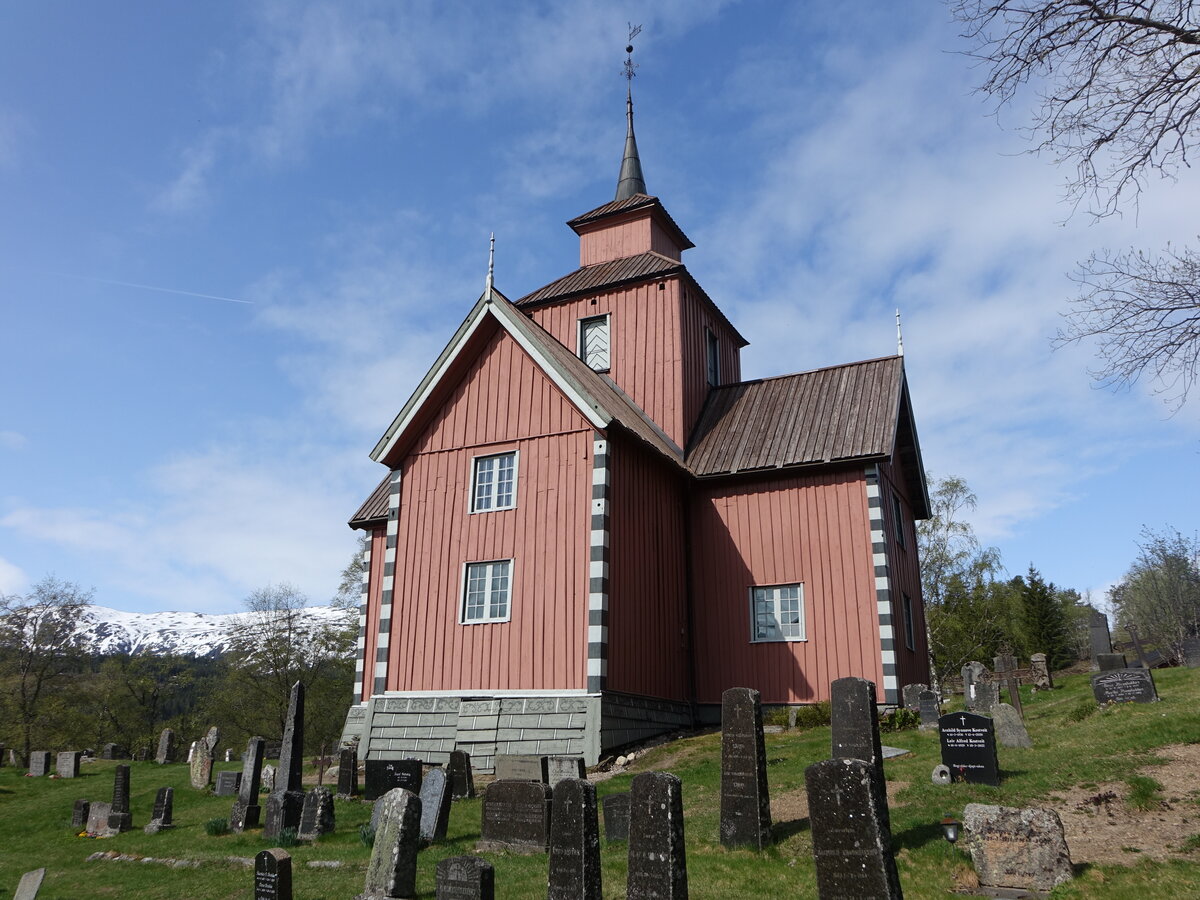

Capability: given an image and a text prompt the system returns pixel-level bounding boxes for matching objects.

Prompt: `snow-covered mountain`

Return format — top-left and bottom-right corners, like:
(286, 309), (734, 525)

(74, 604), (355, 658)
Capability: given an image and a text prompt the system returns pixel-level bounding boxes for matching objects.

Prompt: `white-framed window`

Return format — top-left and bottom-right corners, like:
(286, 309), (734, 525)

(892, 492), (906, 548)
(578, 314), (610, 371)
(461, 559), (512, 624)
(901, 592), (916, 650)
(706, 327), (720, 387)
(470, 451), (517, 513)
(749, 583), (806, 642)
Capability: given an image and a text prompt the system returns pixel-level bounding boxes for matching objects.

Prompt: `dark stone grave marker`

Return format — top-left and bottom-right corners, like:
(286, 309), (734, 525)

(215, 770), (242, 796)
(805, 757), (901, 899)
(71, 799), (91, 830)
(602, 792), (630, 843)
(1183, 636), (1200, 669)
(419, 767), (452, 845)
(336, 746), (358, 798)
(902, 683), (926, 711)
(1089, 609), (1113, 664)
(918, 689), (940, 730)
(448, 749), (475, 800)
(1097, 652), (1128, 671)
(263, 739), (283, 759)
(265, 681), (305, 839)
(493, 753), (548, 783)
(548, 777), (602, 900)
(961, 661), (988, 709)
(85, 802), (112, 835)
(29, 751), (51, 776)
(1092, 667), (1158, 704)
(627, 772), (688, 900)
(364, 758), (423, 801)
(719, 686), (771, 849)
(993, 653), (1024, 718)
(435, 856), (494, 900)
(478, 780), (553, 853)
(361, 787), (422, 900)
(100, 743), (128, 760)
(993, 703), (1033, 749)
(108, 764), (133, 832)
(546, 755), (586, 787)
(254, 847), (292, 900)
(56, 750), (81, 778)
(144, 786), (174, 834)
(963, 803), (1073, 892)
(1029, 652), (1053, 689)
(938, 711), (1000, 785)
(830, 676), (888, 828)
(190, 726), (220, 789)
(231, 736), (266, 832)
(297, 786), (335, 841)
(14, 868), (45, 900)
(974, 679), (1001, 715)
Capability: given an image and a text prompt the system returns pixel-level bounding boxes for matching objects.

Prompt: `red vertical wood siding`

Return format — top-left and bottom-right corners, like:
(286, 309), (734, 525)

(678, 285), (741, 434)
(577, 215), (684, 266)
(606, 437), (690, 701)
(877, 454), (930, 687)
(689, 468), (881, 704)
(382, 329), (592, 692)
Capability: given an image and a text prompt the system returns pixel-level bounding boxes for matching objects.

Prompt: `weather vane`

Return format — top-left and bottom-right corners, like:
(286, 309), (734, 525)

(623, 23), (642, 82)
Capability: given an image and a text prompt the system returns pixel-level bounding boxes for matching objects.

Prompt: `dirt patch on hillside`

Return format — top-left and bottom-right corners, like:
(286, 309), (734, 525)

(1048, 743), (1200, 865)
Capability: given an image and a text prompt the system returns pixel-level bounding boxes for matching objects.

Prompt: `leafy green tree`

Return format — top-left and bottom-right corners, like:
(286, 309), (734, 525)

(1019, 566), (1075, 670)
(1110, 527), (1200, 662)
(91, 654), (211, 755)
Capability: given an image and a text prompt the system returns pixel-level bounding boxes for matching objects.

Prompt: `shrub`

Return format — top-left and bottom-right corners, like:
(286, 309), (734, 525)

(359, 823), (377, 848)
(1065, 698), (1096, 723)
(278, 827), (299, 848)
(793, 701), (831, 730)
(204, 818), (230, 837)
(881, 708), (920, 732)
(1126, 775), (1165, 811)
(762, 707), (791, 727)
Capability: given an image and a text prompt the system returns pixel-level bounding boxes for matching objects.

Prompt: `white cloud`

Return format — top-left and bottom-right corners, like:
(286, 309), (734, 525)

(0, 556), (28, 595)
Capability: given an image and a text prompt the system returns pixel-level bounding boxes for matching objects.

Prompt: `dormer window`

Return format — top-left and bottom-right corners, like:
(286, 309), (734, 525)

(706, 328), (720, 387)
(579, 314), (610, 372)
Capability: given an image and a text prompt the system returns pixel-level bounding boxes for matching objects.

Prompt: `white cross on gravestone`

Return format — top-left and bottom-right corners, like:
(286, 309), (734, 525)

(959, 715), (967, 726)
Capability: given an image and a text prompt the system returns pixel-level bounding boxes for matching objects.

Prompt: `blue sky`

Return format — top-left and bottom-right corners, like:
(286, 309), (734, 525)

(1, 2), (1195, 614)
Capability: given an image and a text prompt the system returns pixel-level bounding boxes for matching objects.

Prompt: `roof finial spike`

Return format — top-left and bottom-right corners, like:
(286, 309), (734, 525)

(896, 308), (905, 357)
(615, 25), (647, 202)
(485, 232), (495, 299)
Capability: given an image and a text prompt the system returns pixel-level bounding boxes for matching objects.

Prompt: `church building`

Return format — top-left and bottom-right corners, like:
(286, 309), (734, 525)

(340, 85), (930, 770)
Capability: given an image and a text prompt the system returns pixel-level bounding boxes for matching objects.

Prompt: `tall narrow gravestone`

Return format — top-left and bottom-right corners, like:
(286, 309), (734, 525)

(108, 764), (133, 832)
(360, 788), (422, 900)
(255, 848), (292, 900)
(435, 856), (494, 900)
(231, 736), (267, 832)
(144, 786), (174, 834)
(155, 728), (176, 764)
(56, 750), (81, 778)
(719, 686), (772, 849)
(627, 772), (688, 900)
(1089, 609), (1113, 667)
(830, 676), (888, 829)
(938, 711), (1000, 785)
(265, 681), (305, 839)
(448, 749), (475, 800)
(418, 767), (452, 845)
(806, 757), (902, 899)
(1183, 636), (1200, 669)
(548, 778), (602, 900)
(478, 781), (553, 853)
(190, 726), (220, 789)
(336, 746), (359, 799)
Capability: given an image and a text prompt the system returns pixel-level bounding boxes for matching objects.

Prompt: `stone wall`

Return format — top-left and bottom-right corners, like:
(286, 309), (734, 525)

(600, 691), (693, 750)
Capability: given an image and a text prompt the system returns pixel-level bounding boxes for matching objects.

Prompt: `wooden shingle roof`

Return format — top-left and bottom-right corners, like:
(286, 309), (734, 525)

(516, 251), (684, 308)
(348, 474), (389, 528)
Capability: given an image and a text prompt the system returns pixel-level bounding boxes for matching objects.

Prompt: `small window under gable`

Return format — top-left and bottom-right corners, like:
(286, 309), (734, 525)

(471, 451), (517, 513)
(749, 583), (806, 642)
(706, 327), (720, 387)
(461, 559), (512, 624)
(579, 314), (610, 371)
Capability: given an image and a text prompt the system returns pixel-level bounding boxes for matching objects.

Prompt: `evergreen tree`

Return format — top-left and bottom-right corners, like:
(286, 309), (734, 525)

(1020, 566), (1073, 671)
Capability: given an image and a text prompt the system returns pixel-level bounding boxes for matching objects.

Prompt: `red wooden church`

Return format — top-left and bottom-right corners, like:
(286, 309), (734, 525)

(340, 90), (930, 769)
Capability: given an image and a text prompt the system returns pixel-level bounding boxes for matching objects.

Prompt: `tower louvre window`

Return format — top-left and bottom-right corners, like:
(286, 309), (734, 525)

(706, 327), (720, 387)
(579, 314), (610, 371)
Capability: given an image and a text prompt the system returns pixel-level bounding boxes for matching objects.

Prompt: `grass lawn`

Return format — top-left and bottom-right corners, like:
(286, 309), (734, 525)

(2, 666), (1198, 898)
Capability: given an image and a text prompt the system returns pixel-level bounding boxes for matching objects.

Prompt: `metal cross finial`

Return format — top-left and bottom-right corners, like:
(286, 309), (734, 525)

(623, 23), (642, 81)
(895, 309), (904, 357)
(485, 232), (495, 297)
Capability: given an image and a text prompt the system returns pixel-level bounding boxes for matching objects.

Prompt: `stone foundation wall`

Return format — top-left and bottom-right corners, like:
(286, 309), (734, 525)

(600, 691), (693, 752)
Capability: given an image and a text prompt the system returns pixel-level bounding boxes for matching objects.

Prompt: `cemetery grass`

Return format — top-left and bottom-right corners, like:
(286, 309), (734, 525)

(1, 668), (1197, 898)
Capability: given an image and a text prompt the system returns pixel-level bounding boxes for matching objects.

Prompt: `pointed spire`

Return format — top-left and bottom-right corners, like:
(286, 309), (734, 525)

(615, 31), (646, 201)
(484, 232), (495, 300)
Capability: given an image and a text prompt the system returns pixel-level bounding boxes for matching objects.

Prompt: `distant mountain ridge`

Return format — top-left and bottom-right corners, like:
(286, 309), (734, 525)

(73, 604), (354, 658)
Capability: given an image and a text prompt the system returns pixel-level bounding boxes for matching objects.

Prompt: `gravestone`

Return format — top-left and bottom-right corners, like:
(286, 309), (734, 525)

(261, 764), (277, 793)
(144, 786), (174, 834)
(264, 739), (283, 759)
(265, 681), (306, 839)
(108, 764), (133, 832)
(190, 726), (220, 789)
(255, 848), (293, 900)
(478, 781), (553, 853)
(0, 742), (4, 766)
(961, 661), (988, 709)
(992, 653), (1024, 718)
(100, 743), (128, 760)
(231, 736), (267, 832)
(14, 868), (45, 900)
(360, 787), (422, 900)
(993, 703), (1033, 749)
(1097, 652), (1128, 671)
(627, 772), (688, 900)
(493, 753), (548, 783)
(448, 749), (475, 800)
(1089, 609), (1113, 667)
(29, 751), (51, 776)
(364, 758), (423, 801)
(56, 750), (81, 778)
(1092, 667), (1158, 704)
(938, 711), (1000, 786)
(902, 683), (926, 711)
(548, 777), (602, 900)
(918, 689), (940, 730)
(974, 679), (1001, 716)
(215, 770), (242, 796)
(134, 746), (149, 762)
(1183, 635), (1200, 668)
(336, 746), (359, 798)
(963, 803), (1073, 892)
(418, 767), (452, 845)
(1029, 653), (1053, 690)
(830, 676), (888, 828)
(85, 802), (112, 835)
(71, 799), (91, 830)
(155, 728), (176, 764)
(298, 786), (335, 841)
(805, 757), (902, 900)
(602, 792), (630, 843)
(719, 686), (772, 850)
(546, 755), (586, 787)
(435, 856), (494, 900)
